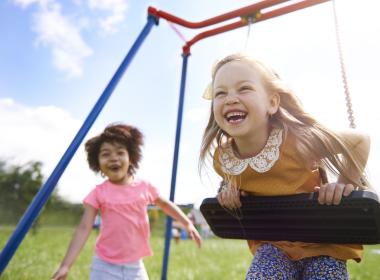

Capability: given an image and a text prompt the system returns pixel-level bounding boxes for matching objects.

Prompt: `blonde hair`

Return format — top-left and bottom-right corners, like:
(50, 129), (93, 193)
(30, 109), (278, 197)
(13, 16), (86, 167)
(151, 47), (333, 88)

(199, 53), (369, 188)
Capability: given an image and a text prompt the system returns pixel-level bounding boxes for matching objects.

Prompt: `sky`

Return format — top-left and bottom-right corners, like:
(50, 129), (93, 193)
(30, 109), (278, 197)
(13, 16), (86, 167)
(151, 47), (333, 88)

(1, 0), (379, 206)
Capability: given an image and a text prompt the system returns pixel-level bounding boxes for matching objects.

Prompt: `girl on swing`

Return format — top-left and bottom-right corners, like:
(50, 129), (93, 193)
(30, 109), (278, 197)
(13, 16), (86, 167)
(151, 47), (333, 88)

(199, 53), (371, 279)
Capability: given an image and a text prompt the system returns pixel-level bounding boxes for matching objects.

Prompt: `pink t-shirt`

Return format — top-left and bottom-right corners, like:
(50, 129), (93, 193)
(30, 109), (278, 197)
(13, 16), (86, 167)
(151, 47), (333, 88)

(83, 179), (159, 264)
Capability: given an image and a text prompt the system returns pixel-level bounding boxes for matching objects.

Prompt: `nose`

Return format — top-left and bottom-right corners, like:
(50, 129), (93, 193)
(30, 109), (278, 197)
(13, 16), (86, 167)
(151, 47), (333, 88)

(109, 153), (118, 161)
(225, 92), (239, 105)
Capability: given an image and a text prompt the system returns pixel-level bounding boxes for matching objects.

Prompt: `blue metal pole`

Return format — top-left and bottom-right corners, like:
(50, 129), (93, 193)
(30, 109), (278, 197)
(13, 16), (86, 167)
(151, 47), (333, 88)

(0, 15), (158, 275)
(161, 52), (190, 280)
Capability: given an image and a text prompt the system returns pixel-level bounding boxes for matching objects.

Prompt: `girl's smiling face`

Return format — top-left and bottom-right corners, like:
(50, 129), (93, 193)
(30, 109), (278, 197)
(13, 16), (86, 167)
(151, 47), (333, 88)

(98, 142), (131, 185)
(212, 60), (279, 142)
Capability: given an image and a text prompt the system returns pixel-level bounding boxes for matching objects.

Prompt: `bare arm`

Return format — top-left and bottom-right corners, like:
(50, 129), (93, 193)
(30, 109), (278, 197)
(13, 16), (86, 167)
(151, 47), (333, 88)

(155, 196), (202, 248)
(51, 205), (98, 280)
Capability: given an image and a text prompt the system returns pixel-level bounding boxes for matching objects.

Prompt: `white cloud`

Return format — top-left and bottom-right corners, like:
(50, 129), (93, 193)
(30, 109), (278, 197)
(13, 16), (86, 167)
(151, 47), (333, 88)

(0, 98), (99, 202)
(0, 98), (15, 106)
(12, 0), (46, 8)
(11, 0), (129, 78)
(0, 98), (79, 161)
(32, 2), (93, 78)
(88, 0), (128, 34)
(12, 0), (92, 78)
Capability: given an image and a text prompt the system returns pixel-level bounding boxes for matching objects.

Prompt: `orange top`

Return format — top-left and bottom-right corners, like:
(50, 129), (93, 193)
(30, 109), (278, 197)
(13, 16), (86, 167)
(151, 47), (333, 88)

(214, 128), (362, 262)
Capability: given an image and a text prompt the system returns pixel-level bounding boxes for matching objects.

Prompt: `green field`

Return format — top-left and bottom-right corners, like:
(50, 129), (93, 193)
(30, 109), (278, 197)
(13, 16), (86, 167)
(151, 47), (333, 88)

(0, 227), (379, 279)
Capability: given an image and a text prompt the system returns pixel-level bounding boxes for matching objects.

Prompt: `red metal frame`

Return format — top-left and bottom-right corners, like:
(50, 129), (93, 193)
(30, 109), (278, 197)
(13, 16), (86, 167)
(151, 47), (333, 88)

(148, 0), (331, 54)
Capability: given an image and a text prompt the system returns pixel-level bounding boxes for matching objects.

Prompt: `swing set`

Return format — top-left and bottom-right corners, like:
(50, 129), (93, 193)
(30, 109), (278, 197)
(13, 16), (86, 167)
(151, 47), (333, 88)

(1, 0), (379, 279)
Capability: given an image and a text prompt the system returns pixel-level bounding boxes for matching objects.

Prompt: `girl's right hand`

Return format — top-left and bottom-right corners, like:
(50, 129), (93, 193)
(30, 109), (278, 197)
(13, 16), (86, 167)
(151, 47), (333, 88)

(51, 266), (69, 280)
(217, 183), (242, 209)
(184, 223), (202, 248)
(315, 182), (355, 205)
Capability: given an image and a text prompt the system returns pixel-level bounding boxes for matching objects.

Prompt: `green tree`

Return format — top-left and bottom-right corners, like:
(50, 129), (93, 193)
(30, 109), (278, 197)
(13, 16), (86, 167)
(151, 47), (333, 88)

(0, 160), (45, 232)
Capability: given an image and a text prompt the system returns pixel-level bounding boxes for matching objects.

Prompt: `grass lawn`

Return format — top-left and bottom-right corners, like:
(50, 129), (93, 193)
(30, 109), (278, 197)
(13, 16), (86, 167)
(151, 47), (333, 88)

(0, 227), (379, 279)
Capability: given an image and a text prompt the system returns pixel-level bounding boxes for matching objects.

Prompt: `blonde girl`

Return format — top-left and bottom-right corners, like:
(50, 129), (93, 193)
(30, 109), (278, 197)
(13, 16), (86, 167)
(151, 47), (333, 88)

(200, 53), (371, 279)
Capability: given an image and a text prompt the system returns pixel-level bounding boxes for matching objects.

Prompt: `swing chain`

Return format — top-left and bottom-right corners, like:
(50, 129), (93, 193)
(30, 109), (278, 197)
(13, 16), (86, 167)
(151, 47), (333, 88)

(332, 0), (356, 129)
(242, 12), (261, 51)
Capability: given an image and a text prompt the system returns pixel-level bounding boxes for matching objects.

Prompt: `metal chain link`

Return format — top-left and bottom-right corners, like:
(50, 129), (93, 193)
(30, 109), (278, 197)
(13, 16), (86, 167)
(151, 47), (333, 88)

(332, 0), (356, 129)
(244, 16), (254, 51)
(243, 12), (261, 51)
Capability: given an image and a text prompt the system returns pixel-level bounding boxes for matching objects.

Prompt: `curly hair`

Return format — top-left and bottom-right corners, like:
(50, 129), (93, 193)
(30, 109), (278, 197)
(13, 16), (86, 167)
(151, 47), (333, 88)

(85, 123), (144, 175)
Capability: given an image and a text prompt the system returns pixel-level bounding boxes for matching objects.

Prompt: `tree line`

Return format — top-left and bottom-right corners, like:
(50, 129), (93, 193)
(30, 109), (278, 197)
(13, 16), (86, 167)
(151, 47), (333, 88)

(0, 160), (83, 230)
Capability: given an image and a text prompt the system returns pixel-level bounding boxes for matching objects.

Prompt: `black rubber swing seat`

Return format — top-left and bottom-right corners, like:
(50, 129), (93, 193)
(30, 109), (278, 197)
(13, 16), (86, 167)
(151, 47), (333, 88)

(200, 191), (380, 244)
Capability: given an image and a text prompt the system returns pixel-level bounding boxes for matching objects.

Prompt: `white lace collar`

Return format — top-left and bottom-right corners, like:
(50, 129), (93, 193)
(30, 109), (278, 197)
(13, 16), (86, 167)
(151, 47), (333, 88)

(219, 128), (283, 175)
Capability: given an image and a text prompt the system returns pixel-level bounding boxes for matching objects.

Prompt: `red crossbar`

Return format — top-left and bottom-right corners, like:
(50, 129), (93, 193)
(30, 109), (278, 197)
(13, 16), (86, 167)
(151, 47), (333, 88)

(184, 0), (331, 53)
(148, 0), (289, 29)
(148, 0), (331, 54)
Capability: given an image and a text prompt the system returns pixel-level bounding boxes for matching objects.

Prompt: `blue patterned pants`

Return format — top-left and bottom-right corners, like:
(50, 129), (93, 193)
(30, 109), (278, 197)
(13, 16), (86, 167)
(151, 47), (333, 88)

(246, 243), (349, 280)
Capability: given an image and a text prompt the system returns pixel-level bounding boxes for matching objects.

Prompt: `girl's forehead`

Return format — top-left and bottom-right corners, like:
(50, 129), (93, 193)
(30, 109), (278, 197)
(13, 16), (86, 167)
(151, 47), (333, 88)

(100, 141), (126, 150)
(221, 59), (258, 71)
(214, 60), (261, 85)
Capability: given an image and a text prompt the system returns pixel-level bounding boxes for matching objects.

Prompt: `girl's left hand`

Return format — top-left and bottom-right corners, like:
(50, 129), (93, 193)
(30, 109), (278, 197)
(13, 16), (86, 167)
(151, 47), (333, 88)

(314, 183), (355, 205)
(185, 223), (202, 248)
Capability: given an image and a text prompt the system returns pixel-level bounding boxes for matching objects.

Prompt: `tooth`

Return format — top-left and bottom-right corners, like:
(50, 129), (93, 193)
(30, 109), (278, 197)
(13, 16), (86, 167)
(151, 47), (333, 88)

(227, 112), (245, 118)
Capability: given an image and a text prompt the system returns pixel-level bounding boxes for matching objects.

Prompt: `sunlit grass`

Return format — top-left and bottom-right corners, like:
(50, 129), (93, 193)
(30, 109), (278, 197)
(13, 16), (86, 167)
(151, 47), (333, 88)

(0, 227), (379, 279)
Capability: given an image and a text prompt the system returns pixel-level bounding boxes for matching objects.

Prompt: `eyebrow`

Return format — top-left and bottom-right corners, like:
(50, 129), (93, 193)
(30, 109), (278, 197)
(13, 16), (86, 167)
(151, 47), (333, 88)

(214, 80), (254, 87)
(214, 80), (256, 91)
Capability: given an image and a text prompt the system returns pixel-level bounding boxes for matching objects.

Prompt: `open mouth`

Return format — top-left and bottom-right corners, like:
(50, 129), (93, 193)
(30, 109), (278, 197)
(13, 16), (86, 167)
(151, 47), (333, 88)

(108, 165), (121, 172)
(224, 111), (247, 124)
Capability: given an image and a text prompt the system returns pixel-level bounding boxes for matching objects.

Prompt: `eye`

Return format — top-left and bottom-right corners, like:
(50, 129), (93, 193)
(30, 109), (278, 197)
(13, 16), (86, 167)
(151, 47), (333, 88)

(100, 152), (110, 158)
(239, 85), (253, 92)
(214, 91), (226, 98)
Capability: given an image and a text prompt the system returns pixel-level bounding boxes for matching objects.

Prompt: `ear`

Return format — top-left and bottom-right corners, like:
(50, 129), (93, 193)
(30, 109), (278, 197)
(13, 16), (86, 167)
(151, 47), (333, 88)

(268, 92), (280, 115)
